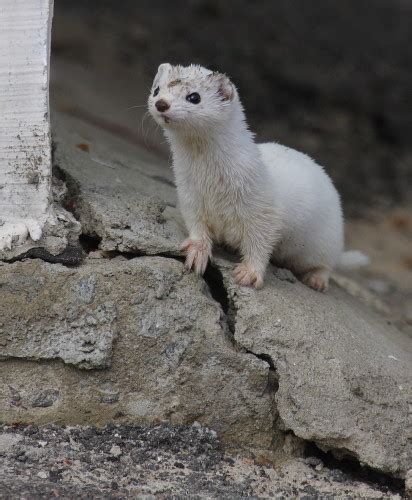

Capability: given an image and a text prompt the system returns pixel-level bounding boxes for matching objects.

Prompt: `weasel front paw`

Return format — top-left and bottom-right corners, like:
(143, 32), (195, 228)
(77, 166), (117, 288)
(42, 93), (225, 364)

(233, 263), (264, 289)
(180, 238), (211, 275)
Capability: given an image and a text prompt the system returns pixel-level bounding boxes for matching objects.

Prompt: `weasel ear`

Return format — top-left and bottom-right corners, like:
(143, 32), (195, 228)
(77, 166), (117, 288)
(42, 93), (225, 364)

(153, 63), (172, 86)
(157, 63), (172, 75)
(209, 73), (237, 102)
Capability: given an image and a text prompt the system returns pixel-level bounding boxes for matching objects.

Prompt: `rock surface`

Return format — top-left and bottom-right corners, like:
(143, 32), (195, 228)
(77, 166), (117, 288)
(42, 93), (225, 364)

(52, 114), (185, 255)
(0, 252), (411, 478)
(0, 260), (117, 369)
(0, 257), (276, 454)
(216, 258), (412, 477)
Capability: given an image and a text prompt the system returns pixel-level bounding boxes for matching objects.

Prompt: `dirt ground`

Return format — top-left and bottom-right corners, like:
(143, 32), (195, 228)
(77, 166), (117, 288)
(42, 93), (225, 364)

(344, 207), (412, 336)
(0, 423), (404, 499)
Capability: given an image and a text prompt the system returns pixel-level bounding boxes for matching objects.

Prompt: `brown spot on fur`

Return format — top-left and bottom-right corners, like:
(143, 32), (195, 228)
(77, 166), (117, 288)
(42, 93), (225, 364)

(168, 79), (182, 88)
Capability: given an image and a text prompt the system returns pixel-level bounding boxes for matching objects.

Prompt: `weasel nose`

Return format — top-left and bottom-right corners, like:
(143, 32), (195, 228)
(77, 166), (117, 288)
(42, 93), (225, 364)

(155, 99), (170, 112)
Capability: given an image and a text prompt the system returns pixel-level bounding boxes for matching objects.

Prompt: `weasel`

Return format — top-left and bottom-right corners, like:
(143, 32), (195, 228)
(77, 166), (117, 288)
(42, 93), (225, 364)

(148, 63), (368, 291)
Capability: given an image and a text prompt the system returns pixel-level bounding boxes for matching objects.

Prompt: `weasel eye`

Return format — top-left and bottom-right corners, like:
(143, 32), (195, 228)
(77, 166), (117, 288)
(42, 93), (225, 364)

(153, 86), (160, 97)
(186, 92), (201, 104)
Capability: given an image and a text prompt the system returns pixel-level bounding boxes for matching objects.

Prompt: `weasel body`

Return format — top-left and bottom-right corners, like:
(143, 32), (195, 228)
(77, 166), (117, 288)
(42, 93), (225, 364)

(148, 63), (367, 291)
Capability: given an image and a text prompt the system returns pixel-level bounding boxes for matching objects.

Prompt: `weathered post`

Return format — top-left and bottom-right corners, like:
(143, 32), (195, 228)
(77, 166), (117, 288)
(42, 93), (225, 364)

(0, 0), (54, 251)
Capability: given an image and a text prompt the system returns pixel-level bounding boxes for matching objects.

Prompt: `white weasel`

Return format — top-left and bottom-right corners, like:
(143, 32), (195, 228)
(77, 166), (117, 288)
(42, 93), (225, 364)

(148, 63), (368, 291)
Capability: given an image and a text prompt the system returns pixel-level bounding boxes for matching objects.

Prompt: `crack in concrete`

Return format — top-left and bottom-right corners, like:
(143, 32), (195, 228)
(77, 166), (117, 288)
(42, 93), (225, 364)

(202, 261), (286, 450)
(200, 261), (404, 491)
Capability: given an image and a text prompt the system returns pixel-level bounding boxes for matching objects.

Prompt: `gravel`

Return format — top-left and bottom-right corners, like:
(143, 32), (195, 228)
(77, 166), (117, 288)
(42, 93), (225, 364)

(0, 423), (404, 498)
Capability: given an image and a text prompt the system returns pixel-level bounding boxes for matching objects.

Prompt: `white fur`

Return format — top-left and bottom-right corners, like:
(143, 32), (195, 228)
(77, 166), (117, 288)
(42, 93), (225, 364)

(148, 63), (367, 290)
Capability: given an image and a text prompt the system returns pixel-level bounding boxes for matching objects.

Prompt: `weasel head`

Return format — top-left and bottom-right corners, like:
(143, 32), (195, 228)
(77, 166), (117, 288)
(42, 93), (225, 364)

(148, 63), (239, 134)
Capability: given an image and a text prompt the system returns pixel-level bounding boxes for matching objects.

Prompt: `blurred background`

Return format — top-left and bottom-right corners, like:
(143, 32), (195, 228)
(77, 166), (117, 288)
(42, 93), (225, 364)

(50, 0), (411, 324)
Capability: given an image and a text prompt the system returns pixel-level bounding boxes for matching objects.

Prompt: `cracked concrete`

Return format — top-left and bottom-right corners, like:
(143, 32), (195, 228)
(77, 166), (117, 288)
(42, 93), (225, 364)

(214, 256), (412, 478)
(0, 260), (117, 369)
(0, 257), (278, 457)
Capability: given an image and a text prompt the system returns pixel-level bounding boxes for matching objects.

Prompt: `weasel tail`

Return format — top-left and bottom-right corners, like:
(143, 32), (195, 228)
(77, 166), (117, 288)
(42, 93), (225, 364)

(338, 251), (370, 270)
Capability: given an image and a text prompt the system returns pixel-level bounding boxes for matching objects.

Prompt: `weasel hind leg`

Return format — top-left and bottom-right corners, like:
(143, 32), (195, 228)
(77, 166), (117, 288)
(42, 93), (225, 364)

(300, 268), (330, 293)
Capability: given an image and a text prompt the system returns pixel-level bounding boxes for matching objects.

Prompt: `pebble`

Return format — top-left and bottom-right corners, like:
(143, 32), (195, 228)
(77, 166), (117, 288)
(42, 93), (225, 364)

(37, 471), (49, 479)
(69, 437), (80, 451)
(0, 433), (23, 453)
(110, 444), (122, 458)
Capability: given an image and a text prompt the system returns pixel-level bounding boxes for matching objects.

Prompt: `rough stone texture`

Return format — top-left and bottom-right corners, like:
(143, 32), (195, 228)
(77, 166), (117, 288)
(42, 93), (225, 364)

(0, 432), (23, 453)
(0, 260), (117, 369)
(0, 424), (403, 499)
(1, 255), (411, 478)
(0, 257), (276, 454)
(216, 257), (412, 478)
(52, 113), (185, 255)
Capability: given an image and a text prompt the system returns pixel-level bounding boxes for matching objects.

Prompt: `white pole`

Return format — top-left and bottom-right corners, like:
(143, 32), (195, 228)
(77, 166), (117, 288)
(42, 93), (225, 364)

(0, 0), (54, 251)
